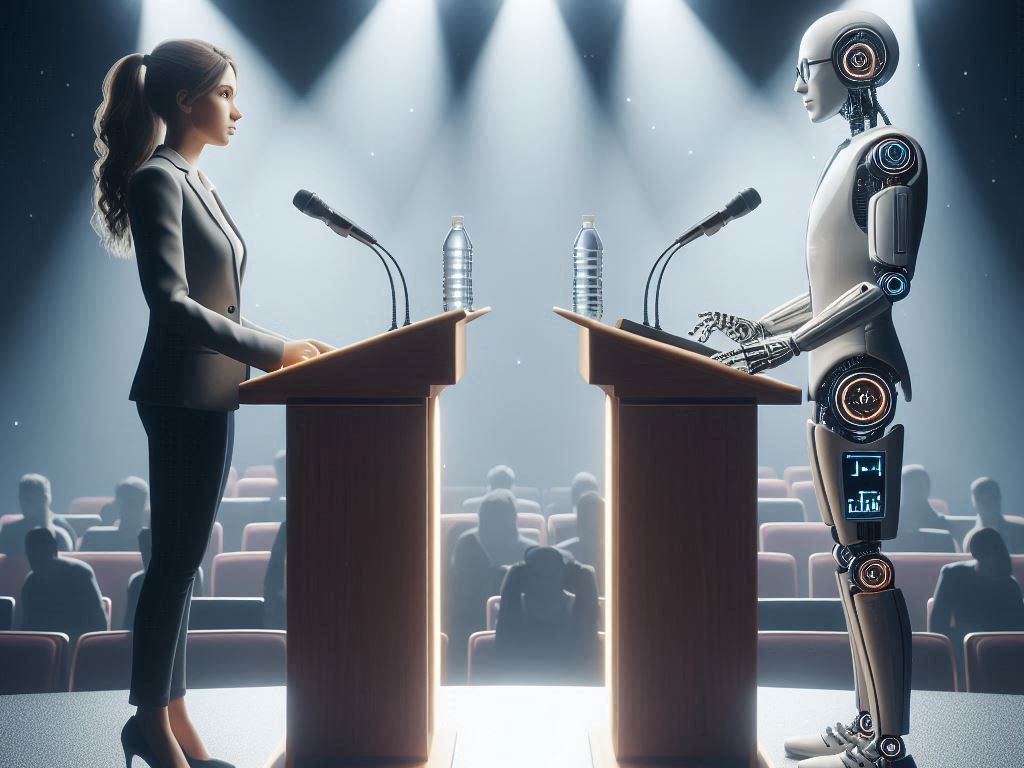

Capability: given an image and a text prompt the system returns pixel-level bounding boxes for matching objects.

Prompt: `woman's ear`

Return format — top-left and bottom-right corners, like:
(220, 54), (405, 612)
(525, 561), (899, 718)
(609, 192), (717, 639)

(175, 89), (192, 115)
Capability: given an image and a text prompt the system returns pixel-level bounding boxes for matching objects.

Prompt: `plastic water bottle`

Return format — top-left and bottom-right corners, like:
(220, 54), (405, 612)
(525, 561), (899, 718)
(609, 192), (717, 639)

(442, 215), (473, 311)
(572, 215), (603, 320)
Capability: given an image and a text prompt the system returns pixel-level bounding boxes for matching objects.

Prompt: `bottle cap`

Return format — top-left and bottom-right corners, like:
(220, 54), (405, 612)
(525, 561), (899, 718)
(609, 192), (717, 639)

(451, 215), (464, 227)
(581, 215), (595, 228)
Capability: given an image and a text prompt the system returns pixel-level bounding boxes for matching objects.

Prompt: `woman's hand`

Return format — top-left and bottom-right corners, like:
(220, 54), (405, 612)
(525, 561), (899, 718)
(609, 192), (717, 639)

(279, 340), (320, 369)
(303, 338), (335, 355)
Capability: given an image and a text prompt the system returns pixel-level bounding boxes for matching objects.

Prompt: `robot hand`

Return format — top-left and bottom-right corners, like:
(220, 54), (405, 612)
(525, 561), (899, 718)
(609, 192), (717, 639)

(711, 334), (798, 374)
(690, 311), (767, 344)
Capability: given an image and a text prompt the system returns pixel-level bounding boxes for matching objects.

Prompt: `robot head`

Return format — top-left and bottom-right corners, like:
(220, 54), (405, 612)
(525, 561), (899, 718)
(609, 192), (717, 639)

(795, 10), (899, 125)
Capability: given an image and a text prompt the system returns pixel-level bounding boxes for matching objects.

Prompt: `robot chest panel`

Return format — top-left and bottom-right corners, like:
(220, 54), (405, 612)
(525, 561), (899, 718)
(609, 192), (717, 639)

(806, 148), (874, 305)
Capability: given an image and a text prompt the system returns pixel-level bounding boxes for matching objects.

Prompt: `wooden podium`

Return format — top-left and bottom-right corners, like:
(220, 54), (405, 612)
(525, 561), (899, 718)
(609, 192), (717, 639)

(554, 308), (801, 768)
(240, 308), (489, 768)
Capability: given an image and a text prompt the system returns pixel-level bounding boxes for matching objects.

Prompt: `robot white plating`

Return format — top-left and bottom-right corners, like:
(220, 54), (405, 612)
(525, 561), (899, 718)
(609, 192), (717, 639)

(692, 11), (926, 768)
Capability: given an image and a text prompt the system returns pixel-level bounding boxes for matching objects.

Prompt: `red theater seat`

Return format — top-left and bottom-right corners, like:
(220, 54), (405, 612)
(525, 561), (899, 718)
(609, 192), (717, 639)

(242, 522), (282, 552)
(964, 632), (1024, 694)
(790, 481), (821, 522)
(69, 630), (132, 692)
(547, 513), (577, 545)
(66, 497), (114, 518)
(0, 631), (69, 694)
(185, 630), (286, 688)
(912, 632), (958, 691)
(243, 465), (276, 479)
(235, 478), (279, 499)
(0, 554), (31, 600)
(760, 522), (834, 597)
(758, 553), (798, 598)
(211, 552), (270, 597)
(543, 487), (572, 516)
(442, 486), (486, 516)
(758, 466), (778, 479)
(783, 466), (812, 492)
(757, 479), (788, 498)
(224, 466), (239, 498)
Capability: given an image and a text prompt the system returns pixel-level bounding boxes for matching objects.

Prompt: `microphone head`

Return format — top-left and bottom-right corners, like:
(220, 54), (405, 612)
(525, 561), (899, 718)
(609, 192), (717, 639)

(292, 189), (318, 214)
(724, 187), (762, 219)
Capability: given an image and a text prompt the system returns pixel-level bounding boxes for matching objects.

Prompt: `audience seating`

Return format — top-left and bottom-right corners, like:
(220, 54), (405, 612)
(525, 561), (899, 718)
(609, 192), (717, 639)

(758, 466), (779, 479)
(242, 522), (282, 552)
(442, 486), (486, 516)
(211, 552), (271, 597)
(101, 596), (112, 631)
(440, 633), (448, 685)
(0, 513), (23, 533)
(758, 631), (957, 692)
(441, 512), (549, 566)
(486, 595), (607, 632)
(783, 466), (812, 492)
(964, 632), (1024, 694)
(789, 481), (821, 522)
(59, 551), (142, 630)
(69, 630), (132, 691)
(811, 553), (1024, 630)
(543, 486), (571, 516)
(243, 465), (276, 479)
(216, 498), (279, 552)
(185, 630), (287, 688)
(79, 527), (132, 552)
(0, 595), (13, 630)
(547, 513), (577, 546)
(0, 631), (70, 693)
(462, 497), (545, 524)
(201, 522), (224, 594)
(235, 478), (280, 499)
(224, 466), (239, 498)
(66, 497), (114, 517)
(516, 512), (547, 545)
(188, 597), (265, 630)
(758, 598), (846, 631)
(757, 479), (788, 498)
(59, 514), (104, 538)
(757, 498), (806, 527)
(0, 554), (31, 601)
(758, 553), (798, 598)
(928, 498), (950, 517)
(760, 522), (834, 598)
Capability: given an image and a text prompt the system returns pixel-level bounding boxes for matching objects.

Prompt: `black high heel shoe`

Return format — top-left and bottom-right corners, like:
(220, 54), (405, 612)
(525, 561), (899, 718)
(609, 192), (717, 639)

(180, 751), (235, 768)
(121, 715), (177, 768)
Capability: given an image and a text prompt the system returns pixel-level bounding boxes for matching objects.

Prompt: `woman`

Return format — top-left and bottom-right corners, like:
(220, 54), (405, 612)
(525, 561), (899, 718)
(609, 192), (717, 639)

(930, 527), (1024, 676)
(92, 39), (330, 768)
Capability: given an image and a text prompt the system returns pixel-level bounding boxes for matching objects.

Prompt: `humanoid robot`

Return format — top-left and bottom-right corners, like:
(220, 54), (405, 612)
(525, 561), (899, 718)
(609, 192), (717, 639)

(691, 11), (925, 768)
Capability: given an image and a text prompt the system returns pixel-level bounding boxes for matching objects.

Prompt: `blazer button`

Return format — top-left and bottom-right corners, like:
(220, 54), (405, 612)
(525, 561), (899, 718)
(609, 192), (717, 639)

(227, 305), (236, 314)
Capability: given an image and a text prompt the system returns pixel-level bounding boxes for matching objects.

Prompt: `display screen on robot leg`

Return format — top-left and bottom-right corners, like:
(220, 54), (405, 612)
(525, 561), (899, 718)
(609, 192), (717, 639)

(842, 451), (886, 520)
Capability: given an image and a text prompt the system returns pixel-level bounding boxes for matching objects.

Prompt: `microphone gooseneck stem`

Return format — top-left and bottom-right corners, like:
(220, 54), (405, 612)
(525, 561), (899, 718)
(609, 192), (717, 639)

(373, 243), (411, 326)
(643, 241), (681, 327)
(653, 230), (702, 329)
(362, 242), (398, 331)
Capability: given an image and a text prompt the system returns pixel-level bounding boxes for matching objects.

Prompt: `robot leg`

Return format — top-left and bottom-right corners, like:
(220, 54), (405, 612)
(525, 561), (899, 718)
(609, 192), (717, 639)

(834, 562), (874, 738)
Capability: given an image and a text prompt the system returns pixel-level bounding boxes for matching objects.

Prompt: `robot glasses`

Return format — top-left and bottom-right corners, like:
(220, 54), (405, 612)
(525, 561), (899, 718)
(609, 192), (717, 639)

(797, 57), (831, 84)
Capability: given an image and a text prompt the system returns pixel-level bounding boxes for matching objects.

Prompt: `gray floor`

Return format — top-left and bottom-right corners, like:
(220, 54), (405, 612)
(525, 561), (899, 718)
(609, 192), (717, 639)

(1, 685), (1022, 768)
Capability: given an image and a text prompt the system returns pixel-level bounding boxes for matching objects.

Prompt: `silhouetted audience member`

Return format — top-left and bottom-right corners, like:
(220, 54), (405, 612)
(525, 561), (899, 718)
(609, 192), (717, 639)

(930, 527), (1024, 673)
(82, 476), (150, 551)
(17, 528), (106, 644)
(965, 477), (1024, 554)
(124, 528), (152, 630)
(495, 546), (600, 684)
(463, 465), (541, 516)
(555, 491), (605, 595)
(570, 471), (599, 513)
(450, 489), (536, 675)
(264, 521), (287, 630)
(890, 465), (956, 552)
(0, 474), (74, 555)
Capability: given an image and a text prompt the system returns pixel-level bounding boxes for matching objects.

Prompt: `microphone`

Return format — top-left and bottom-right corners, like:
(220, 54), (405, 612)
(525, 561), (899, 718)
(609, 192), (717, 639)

(292, 189), (378, 246)
(293, 190), (412, 328)
(648, 188), (761, 329)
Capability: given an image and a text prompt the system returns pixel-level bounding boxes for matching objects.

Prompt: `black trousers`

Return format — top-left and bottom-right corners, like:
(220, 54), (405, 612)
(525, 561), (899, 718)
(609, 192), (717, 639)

(130, 402), (234, 706)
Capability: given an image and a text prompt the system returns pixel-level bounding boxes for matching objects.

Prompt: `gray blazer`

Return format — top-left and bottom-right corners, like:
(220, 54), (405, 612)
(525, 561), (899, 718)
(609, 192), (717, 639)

(126, 146), (286, 411)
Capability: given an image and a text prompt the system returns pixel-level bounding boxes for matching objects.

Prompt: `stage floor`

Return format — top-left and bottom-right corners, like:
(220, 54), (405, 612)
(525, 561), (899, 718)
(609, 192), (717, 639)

(1, 685), (1021, 767)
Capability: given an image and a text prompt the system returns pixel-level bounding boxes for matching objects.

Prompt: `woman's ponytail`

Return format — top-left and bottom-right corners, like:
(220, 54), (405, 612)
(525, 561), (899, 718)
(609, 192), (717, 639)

(91, 52), (161, 258)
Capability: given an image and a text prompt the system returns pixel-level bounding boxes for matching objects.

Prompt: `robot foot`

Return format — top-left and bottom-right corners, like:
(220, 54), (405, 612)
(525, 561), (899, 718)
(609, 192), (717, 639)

(784, 717), (872, 759)
(797, 742), (917, 768)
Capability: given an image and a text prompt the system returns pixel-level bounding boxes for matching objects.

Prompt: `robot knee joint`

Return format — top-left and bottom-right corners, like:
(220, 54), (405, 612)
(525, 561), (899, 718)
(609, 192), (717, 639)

(877, 734), (906, 761)
(849, 552), (894, 592)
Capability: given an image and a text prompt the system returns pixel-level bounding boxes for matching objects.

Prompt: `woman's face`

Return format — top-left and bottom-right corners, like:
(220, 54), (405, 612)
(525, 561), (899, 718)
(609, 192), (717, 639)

(184, 64), (242, 147)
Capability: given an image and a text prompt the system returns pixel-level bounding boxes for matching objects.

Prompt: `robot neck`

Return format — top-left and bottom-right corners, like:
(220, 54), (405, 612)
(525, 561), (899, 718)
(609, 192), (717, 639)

(841, 85), (892, 137)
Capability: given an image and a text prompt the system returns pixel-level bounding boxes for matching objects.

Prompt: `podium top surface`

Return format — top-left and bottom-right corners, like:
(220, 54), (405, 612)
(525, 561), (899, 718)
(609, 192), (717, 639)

(240, 307), (490, 404)
(554, 307), (802, 404)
